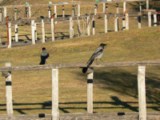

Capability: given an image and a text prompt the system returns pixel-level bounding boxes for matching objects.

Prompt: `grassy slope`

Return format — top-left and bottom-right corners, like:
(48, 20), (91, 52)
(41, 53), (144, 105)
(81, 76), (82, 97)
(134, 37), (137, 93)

(0, 0), (160, 116)
(0, 27), (160, 115)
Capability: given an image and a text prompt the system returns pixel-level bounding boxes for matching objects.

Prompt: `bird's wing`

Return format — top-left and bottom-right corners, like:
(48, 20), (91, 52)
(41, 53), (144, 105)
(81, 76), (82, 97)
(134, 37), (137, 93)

(86, 46), (103, 67)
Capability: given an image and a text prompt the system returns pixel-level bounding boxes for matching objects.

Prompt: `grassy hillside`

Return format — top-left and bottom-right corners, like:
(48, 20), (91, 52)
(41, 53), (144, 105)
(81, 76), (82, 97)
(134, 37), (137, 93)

(0, 27), (160, 115)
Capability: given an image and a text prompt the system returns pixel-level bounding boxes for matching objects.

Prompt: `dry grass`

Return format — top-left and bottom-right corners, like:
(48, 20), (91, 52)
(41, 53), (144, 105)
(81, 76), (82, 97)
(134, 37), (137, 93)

(0, 27), (160, 115)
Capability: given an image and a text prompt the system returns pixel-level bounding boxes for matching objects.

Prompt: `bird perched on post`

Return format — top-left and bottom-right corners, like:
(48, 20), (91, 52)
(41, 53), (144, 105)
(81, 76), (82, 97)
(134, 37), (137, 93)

(82, 43), (107, 73)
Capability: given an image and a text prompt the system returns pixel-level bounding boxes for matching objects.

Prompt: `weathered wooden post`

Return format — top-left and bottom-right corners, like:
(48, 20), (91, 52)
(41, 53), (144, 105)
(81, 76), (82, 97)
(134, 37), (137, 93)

(114, 15), (119, 32)
(87, 68), (94, 113)
(153, 13), (157, 27)
(41, 16), (45, 43)
(137, 12), (142, 29)
(34, 22), (37, 41)
(48, 6), (52, 18)
(15, 24), (18, 42)
(14, 8), (18, 21)
(52, 68), (59, 120)
(123, 0), (127, 13)
(77, 4), (81, 17)
(5, 63), (13, 119)
(54, 5), (57, 18)
(8, 22), (12, 48)
(148, 11), (152, 27)
(92, 16), (95, 35)
(125, 12), (129, 30)
(104, 13), (108, 33)
(87, 15), (91, 36)
(3, 7), (7, 19)
(137, 65), (147, 120)
(122, 15), (126, 30)
(69, 17), (74, 39)
(31, 20), (35, 44)
(62, 5), (65, 18)
(51, 15), (55, 41)
(94, 4), (98, 15)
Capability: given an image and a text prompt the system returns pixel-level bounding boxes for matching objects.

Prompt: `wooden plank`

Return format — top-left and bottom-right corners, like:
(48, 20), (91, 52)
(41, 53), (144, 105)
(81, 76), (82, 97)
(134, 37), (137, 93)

(0, 60), (160, 71)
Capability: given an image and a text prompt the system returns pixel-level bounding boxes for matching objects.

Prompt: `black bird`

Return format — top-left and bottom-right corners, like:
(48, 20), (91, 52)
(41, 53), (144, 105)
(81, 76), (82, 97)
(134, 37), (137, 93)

(82, 43), (107, 73)
(39, 47), (49, 65)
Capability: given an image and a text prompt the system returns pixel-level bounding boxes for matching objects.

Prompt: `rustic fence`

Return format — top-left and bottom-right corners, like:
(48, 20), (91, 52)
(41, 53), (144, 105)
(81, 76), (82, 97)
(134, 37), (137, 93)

(1, 0), (160, 48)
(1, 60), (160, 120)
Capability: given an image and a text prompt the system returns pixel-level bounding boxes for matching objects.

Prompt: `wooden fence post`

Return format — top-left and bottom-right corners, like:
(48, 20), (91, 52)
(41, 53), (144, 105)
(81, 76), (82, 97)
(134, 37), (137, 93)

(8, 22), (12, 48)
(41, 16), (45, 43)
(62, 5), (65, 18)
(52, 68), (59, 120)
(31, 20), (35, 44)
(92, 16), (95, 35)
(139, 2), (142, 13)
(146, 0), (149, 10)
(114, 15), (119, 32)
(125, 13), (129, 30)
(3, 7), (7, 18)
(15, 24), (18, 42)
(5, 63), (13, 119)
(48, 6), (51, 18)
(34, 22), (37, 41)
(137, 13), (142, 29)
(87, 16), (91, 36)
(28, 6), (31, 18)
(123, 0), (127, 13)
(103, 3), (106, 14)
(77, 4), (81, 17)
(69, 17), (74, 39)
(116, 3), (119, 14)
(72, 5), (75, 17)
(104, 13), (108, 33)
(122, 15), (126, 30)
(94, 4), (97, 15)
(148, 11), (152, 27)
(153, 13), (157, 27)
(51, 15), (55, 41)
(14, 8), (18, 21)
(87, 69), (94, 113)
(138, 65), (147, 120)
(54, 5), (57, 18)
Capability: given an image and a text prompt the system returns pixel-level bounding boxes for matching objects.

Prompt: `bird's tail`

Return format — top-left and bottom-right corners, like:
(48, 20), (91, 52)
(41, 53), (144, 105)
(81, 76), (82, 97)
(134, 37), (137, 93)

(82, 58), (94, 74)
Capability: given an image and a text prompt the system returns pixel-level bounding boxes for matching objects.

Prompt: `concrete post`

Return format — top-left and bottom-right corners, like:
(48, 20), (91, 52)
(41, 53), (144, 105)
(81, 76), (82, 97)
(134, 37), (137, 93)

(138, 65), (147, 120)
(87, 69), (94, 113)
(52, 69), (59, 120)
(31, 20), (35, 44)
(8, 22), (12, 48)
(15, 24), (18, 42)
(148, 11), (152, 27)
(104, 13), (108, 33)
(5, 63), (13, 119)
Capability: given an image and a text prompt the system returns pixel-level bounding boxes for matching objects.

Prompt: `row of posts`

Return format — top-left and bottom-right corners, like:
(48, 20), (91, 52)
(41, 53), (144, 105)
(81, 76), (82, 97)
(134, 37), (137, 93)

(0, 1), (150, 22)
(5, 11), (159, 48)
(3, 63), (147, 120)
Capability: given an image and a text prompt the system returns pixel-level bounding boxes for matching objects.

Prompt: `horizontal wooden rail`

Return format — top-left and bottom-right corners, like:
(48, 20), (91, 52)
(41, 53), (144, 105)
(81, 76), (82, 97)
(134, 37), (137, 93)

(0, 60), (160, 71)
